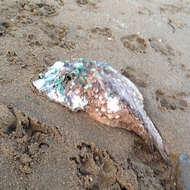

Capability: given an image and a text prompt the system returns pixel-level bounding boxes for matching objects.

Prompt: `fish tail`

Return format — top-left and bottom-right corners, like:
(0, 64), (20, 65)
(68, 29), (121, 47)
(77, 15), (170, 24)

(145, 118), (171, 166)
(151, 132), (171, 165)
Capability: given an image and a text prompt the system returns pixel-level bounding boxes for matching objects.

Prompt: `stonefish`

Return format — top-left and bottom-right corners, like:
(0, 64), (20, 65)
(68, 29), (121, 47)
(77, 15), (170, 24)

(32, 58), (169, 163)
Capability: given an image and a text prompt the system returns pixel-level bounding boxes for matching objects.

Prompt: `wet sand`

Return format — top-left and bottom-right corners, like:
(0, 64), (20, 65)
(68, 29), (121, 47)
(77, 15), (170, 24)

(0, 0), (190, 189)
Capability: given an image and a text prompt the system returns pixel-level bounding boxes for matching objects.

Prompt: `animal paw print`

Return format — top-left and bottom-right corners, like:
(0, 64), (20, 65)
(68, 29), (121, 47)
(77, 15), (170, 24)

(121, 66), (148, 88)
(76, 0), (97, 8)
(70, 142), (118, 189)
(148, 37), (175, 56)
(120, 34), (147, 53)
(90, 27), (113, 39)
(70, 142), (139, 190)
(70, 141), (178, 190)
(155, 89), (188, 111)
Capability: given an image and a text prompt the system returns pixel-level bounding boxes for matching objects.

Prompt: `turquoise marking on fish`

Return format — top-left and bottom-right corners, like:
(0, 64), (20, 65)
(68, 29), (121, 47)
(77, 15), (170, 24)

(32, 58), (170, 164)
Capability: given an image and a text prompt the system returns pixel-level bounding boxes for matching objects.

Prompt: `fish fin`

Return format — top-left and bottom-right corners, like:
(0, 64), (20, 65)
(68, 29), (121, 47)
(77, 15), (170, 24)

(158, 147), (172, 166)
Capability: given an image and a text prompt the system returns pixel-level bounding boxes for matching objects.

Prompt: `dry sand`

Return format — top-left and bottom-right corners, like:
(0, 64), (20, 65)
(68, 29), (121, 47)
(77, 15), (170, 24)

(0, 0), (190, 189)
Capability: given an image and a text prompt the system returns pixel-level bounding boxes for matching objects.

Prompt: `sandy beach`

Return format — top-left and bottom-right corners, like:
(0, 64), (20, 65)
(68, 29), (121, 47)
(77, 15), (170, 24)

(0, 0), (190, 189)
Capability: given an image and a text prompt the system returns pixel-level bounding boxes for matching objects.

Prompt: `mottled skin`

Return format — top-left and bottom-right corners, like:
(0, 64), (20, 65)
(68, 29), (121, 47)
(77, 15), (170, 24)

(82, 63), (169, 164)
(33, 60), (170, 164)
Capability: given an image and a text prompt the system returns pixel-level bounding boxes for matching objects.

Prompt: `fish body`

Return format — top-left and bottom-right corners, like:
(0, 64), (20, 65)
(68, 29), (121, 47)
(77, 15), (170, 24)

(33, 59), (169, 163)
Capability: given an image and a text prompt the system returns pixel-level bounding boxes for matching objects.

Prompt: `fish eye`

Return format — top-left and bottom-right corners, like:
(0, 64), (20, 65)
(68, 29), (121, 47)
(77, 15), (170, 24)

(66, 75), (72, 81)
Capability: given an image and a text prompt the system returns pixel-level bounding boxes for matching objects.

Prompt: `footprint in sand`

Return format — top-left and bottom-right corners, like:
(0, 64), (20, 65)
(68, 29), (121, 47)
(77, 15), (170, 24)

(89, 27), (114, 40)
(120, 34), (147, 53)
(155, 89), (188, 111)
(0, 20), (10, 36)
(70, 141), (177, 190)
(121, 66), (148, 88)
(76, 0), (97, 7)
(149, 37), (175, 56)
(70, 142), (139, 190)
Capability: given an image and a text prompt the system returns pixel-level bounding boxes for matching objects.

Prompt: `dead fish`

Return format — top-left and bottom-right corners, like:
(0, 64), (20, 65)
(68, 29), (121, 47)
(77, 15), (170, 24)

(32, 58), (170, 164)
